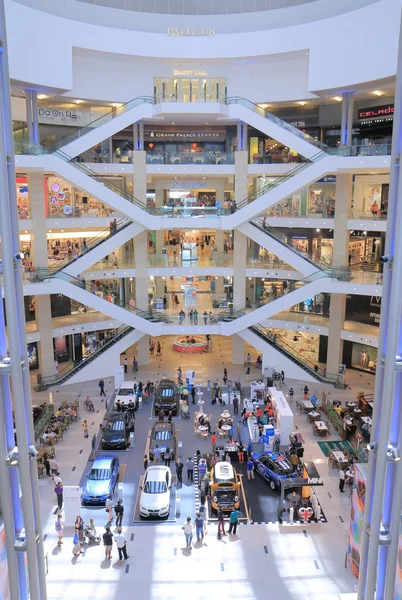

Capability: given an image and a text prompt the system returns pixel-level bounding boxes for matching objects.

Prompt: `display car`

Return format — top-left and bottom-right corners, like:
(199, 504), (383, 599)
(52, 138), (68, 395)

(154, 378), (179, 414)
(140, 465), (172, 518)
(101, 413), (131, 450)
(115, 381), (138, 409)
(149, 422), (176, 461)
(209, 461), (240, 513)
(252, 452), (296, 490)
(81, 454), (119, 505)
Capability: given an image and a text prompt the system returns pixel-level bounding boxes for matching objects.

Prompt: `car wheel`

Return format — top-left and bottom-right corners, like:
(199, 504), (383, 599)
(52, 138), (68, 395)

(270, 480), (276, 490)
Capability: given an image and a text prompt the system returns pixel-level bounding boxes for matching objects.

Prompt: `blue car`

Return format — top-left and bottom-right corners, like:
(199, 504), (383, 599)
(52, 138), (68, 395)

(81, 454), (120, 505)
(252, 452), (296, 490)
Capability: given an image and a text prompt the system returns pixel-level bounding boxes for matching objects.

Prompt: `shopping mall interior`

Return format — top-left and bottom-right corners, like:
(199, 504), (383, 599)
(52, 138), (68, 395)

(0, 0), (401, 599)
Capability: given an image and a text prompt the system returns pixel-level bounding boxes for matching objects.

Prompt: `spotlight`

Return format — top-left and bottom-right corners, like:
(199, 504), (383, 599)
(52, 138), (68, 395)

(387, 445), (401, 462)
(367, 441), (378, 452)
(28, 445), (39, 458)
(6, 447), (19, 466)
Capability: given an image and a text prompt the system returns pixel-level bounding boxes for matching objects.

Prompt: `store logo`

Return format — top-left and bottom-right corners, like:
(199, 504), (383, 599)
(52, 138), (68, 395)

(168, 27), (215, 36)
(173, 69), (208, 76)
(358, 104), (394, 120)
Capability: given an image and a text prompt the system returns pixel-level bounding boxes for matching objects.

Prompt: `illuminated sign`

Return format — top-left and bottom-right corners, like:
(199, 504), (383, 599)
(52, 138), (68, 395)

(358, 104), (394, 120)
(173, 69), (208, 76)
(172, 181), (208, 189)
(168, 27), (215, 36)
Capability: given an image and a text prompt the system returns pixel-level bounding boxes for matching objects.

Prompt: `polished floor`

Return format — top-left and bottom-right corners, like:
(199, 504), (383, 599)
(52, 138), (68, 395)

(32, 337), (371, 600)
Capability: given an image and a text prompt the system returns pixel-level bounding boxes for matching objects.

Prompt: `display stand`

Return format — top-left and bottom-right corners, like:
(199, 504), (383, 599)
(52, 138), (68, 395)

(114, 365), (124, 390)
(268, 387), (294, 443)
(63, 486), (81, 526)
(250, 379), (266, 404)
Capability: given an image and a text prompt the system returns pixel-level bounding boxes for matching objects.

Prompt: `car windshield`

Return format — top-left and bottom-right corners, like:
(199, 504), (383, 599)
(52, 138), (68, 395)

(143, 481), (167, 494)
(89, 468), (111, 480)
(155, 431), (172, 440)
(118, 389), (134, 396)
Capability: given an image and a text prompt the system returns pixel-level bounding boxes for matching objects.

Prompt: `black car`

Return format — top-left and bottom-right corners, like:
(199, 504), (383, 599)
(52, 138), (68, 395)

(149, 422), (177, 461)
(101, 413), (131, 450)
(154, 379), (179, 415)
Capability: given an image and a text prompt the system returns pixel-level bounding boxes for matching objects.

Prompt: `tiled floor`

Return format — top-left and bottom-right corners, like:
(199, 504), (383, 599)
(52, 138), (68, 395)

(32, 336), (371, 600)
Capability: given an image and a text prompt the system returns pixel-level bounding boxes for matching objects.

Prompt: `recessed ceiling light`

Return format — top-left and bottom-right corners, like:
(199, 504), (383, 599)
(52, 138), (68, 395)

(75, 99), (83, 104)
(298, 101), (306, 106)
(372, 90), (383, 97)
(37, 94), (47, 100)
(172, 122), (174, 125)
(333, 96), (342, 102)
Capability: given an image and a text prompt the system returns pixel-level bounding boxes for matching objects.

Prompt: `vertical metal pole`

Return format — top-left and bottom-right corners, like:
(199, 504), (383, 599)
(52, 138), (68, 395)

(25, 89), (33, 145)
(346, 93), (354, 147)
(341, 93), (348, 146)
(0, 1), (47, 597)
(357, 8), (402, 598)
(31, 91), (39, 144)
(139, 121), (144, 150)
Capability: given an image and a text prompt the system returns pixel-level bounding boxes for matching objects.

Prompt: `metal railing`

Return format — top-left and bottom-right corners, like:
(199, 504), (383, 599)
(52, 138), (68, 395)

(146, 151), (235, 165)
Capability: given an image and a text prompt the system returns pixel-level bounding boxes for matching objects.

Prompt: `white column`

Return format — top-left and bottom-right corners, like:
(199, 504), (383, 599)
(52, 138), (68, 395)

(155, 231), (165, 254)
(215, 230), (224, 253)
(155, 188), (164, 208)
(35, 295), (56, 378)
(215, 180), (225, 205)
(134, 230), (148, 311)
(155, 277), (165, 297)
(137, 335), (149, 366)
(28, 172), (48, 268)
(333, 173), (352, 267)
(326, 294), (346, 376)
(133, 151), (147, 204)
(233, 230), (247, 310)
(232, 334), (245, 364)
(235, 151), (248, 205)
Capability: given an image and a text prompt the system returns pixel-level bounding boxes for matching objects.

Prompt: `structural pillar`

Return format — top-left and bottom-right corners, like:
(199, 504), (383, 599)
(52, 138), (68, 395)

(236, 121), (247, 151)
(234, 151), (248, 206)
(136, 335), (149, 366)
(35, 296), (56, 378)
(215, 180), (225, 206)
(25, 90), (39, 145)
(134, 230), (148, 311)
(333, 173), (352, 267)
(233, 230), (247, 310)
(326, 294), (346, 376)
(232, 334), (245, 365)
(341, 92), (354, 146)
(133, 151), (147, 204)
(28, 172), (48, 269)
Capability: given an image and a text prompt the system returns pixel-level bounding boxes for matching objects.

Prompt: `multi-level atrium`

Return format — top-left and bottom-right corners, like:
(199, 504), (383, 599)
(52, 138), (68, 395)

(0, 0), (401, 598)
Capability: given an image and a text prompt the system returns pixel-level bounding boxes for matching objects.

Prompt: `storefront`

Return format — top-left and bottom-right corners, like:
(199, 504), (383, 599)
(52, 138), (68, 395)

(348, 232), (384, 269)
(264, 176), (335, 218)
(145, 125), (235, 160)
(16, 176), (30, 219)
(154, 77), (226, 102)
(352, 175), (389, 218)
(46, 175), (119, 218)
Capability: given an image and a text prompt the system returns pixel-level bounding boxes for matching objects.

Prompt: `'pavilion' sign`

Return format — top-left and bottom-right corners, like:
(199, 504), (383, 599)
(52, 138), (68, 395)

(168, 27), (216, 36)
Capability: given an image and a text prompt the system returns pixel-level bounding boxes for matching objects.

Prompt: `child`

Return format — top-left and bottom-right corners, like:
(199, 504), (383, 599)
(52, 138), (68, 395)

(55, 514), (64, 546)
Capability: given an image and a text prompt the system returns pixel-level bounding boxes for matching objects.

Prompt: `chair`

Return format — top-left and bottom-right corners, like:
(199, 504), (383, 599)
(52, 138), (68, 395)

(200, 431), (209, 442)
(194, 427), (200, 438)
(39, 437), (51, 448)
(218, 430), (226, 439)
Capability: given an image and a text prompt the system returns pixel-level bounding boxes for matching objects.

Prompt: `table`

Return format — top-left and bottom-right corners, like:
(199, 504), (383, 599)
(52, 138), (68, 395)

(331, 450), (348, 464)
(345, 401), (357, 409)
(287, 492), (301, 506)
(220, 413), (231, 419)
(197, 425), (209, 432)
(361, 416), (372, 426)
(221, 424), (231, 431)
(353, 408), (362, 415)
(314, 421), (328, 431)
(302, 400), (314, 410)
(308, 411), (321, 420)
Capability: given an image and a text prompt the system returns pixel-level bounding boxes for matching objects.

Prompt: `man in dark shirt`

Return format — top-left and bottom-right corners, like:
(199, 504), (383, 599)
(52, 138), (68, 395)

(103, 526), (113, 560)
(114, 500), (124, 527)
(175, 458), (183, 486)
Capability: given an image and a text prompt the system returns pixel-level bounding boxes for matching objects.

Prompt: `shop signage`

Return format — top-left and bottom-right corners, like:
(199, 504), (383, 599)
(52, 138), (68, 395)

(316, 175), (336, 183)
(358, 104), (394, 121)
(168, 27), (215, 36)
(38, 107), (106, 127)
(148, 130), (225, 140)
(346, 294), (381, 327)
(172, 180), (208, 189)
(173, 69), (208, 76)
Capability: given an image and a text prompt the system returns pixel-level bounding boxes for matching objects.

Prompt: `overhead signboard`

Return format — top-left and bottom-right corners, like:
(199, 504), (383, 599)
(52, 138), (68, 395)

(358, 104), (394, 121)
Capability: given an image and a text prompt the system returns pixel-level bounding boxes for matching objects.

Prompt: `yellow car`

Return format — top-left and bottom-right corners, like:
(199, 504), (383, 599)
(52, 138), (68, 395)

(210, 461), (240, 513)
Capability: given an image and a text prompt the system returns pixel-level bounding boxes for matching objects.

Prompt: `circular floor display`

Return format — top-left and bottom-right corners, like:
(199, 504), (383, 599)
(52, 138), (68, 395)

(173, 335), (208, 353)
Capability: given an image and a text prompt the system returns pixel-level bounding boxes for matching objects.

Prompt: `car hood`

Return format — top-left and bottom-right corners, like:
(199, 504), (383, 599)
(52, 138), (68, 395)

(102, 430), (125, 442)
(83, 479), (111, 497)
(140, 490), (170, 510)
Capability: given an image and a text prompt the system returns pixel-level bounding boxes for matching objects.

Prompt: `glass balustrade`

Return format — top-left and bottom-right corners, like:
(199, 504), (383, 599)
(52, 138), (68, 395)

(146, 151), (235, 165)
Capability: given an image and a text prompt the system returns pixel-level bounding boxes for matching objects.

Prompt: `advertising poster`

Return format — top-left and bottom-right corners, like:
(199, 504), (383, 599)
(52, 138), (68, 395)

(348, 463), (367, 578)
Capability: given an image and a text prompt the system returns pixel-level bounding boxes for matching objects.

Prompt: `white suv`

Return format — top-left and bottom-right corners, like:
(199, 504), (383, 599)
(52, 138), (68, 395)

(140, 466), (172, 518)
(115, 381), (137, 409)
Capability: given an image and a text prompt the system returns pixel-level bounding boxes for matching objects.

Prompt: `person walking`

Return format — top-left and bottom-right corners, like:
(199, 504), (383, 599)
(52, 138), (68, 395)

(43, 453), (51, 477)
(223, 368), (228, 385)
(175, 458), (183, 486)
(339, 468), (346, 492)
(99, 378), (106, 396)
(143, 455), (148, 471)
(247, 457), (255, 480)
(194, 512), (206, 543)
(182, 517), (193, 549)
(132, 357), (138, 373)
(238, 442), (245, 463)
(73, 527), (83, 556)
(156, 342), (161, 356)
(82, 420), (89, 438)
(55, 513), (64, 546)
(177, 367), (182, 382)
(106, 497), (113, 523)
(49, 457), (58, 477)
(228, 508), (242, 535)
(164, 447), (172, 467)
(123, 358), (128, 374)
(153, 445), (161, 464)
(114, 527), (129, 560)
(191, 385), (196, 405)
(54, 483), (63, 510)
(217, 507), (226, 537)
(114, 500), (124, 527)
(211, 431), (217, 454)
(186, 457), (194, 481)
(233, 395), (239, 415)
(103, 526), (114, 561)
